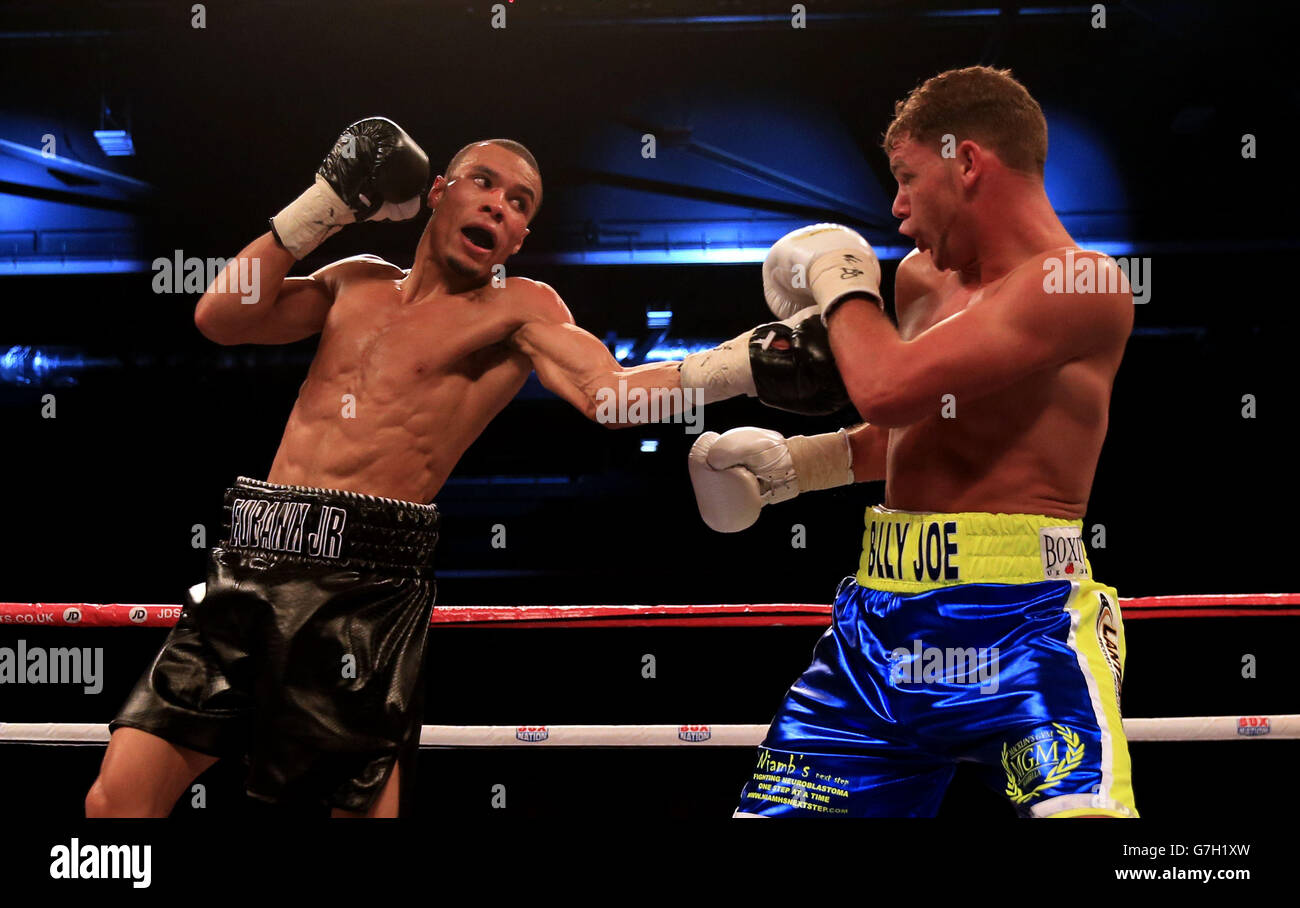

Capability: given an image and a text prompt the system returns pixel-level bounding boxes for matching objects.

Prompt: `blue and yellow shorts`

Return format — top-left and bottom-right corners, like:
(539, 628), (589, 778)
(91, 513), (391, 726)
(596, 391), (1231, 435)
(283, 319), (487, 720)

(737, 507), (1137, 818)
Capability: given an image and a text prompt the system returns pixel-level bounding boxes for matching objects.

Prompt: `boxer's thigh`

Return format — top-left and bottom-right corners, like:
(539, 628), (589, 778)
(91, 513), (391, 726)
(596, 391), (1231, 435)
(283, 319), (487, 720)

(736, 580), (956, 817)
(89, 726), (220, 817)
(964, 580), (1137, 817)
(109, 575), (256, 760)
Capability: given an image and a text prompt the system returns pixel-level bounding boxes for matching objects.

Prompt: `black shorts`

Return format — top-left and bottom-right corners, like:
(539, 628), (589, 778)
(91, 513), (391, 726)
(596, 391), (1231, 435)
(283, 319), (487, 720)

(110, 476), (439, 812)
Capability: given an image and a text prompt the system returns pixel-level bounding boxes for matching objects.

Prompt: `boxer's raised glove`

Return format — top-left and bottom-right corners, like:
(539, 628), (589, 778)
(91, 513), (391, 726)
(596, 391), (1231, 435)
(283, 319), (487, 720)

(763, 223), (883, 322)
(688, 426), (853, 533)
(271, 117), (430, 259)
(679, 306), (850, 415)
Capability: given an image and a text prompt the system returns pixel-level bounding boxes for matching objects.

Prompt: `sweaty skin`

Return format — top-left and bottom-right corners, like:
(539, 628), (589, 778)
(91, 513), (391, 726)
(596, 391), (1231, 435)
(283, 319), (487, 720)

(834, 136), (1133, 519)
(195, 142), (680, 504)
(266, 261), (588, 503)
(881, 247), (1128, 517)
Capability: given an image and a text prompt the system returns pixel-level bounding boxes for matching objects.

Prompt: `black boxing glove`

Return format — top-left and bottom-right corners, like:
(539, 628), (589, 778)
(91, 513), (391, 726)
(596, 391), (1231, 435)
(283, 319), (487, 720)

(679, 306), (851, 416)
(270, 116), (430, 259)
(747, 308), (850, 415)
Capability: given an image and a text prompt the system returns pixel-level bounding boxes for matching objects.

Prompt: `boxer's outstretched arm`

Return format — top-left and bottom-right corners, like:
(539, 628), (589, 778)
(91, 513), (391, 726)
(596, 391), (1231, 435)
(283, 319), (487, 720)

(508, 280), (685, 426)
(194, 232), (336, 345)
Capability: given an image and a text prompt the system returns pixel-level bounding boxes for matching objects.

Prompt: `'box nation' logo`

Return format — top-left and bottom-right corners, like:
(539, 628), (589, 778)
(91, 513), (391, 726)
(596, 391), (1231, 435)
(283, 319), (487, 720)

(1237, 716), (1270, 737)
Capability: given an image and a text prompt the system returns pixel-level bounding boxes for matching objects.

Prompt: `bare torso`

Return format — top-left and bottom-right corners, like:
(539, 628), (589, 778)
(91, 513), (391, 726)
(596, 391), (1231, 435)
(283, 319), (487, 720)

(267, 260), (534, 503)
(885, 249), (1127, 518)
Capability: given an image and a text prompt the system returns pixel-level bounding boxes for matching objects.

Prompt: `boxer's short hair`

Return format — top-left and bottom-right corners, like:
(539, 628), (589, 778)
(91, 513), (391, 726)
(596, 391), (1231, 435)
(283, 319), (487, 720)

(446, 139), (542, 212)
(883, 66), (1047, 177)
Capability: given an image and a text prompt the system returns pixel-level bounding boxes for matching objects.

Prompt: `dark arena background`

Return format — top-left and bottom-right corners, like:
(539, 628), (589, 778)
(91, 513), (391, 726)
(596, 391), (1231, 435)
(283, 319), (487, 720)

(0, 0), (1294, 891)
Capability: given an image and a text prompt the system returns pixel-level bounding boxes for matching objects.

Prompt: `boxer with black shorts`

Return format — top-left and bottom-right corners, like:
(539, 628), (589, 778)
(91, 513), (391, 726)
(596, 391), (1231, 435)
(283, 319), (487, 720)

(113, 479), (439, 813)
(87, 118), (852, 817)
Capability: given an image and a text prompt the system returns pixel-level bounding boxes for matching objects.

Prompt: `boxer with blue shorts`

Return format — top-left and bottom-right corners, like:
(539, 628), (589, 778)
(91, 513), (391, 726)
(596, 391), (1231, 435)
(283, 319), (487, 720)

(735, 508), (1135, 817)
(689, 68), (1140, 818)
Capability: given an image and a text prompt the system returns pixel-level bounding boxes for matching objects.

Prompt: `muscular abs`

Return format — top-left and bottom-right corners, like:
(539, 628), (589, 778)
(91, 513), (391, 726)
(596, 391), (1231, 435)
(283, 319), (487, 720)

(268, 265), (531, 503)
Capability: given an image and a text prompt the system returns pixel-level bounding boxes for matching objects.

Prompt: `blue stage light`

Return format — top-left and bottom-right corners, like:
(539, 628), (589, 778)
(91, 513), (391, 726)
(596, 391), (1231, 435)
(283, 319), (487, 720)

(93, 130), (135, 157)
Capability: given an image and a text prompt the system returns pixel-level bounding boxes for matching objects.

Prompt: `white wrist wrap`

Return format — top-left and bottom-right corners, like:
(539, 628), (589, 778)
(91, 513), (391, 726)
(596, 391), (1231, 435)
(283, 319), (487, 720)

(809, 248), (884, 321)
(679, 328), (757, 405)
(785, 429), (854, 493)
(271, 176), (355, 260)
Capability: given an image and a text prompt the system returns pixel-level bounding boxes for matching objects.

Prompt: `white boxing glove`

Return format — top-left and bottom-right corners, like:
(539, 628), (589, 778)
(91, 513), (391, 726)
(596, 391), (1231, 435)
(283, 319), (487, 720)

(688, 426), (854, 533)
(762, 223), (883, 322)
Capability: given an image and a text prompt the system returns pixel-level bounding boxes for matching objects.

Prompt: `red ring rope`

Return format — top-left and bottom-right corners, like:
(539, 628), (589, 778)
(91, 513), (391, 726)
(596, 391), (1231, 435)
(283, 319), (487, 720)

(1, 594), (1297, 628)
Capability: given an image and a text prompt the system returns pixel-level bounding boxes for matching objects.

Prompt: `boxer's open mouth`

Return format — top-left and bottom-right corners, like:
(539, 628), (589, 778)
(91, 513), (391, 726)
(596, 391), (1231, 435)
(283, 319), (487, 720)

(461, 226), (496, 251)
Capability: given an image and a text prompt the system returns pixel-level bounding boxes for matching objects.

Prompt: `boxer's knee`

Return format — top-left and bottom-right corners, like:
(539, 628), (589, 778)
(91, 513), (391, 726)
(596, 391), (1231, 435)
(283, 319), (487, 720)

(84, 778), (112, 818)
(85, 771), (173, 818)
(84, 776), (159, 818)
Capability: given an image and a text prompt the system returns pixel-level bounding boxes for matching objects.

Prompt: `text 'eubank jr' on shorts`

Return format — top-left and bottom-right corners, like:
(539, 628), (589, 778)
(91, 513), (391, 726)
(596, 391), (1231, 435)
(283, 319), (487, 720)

(737, 506), (1137, 818)
(111, 477), (439, 812)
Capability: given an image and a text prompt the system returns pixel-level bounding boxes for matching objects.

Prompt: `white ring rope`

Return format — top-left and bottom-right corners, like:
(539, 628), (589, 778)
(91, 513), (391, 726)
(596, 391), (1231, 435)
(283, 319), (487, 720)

(0, 716), (1295, 747)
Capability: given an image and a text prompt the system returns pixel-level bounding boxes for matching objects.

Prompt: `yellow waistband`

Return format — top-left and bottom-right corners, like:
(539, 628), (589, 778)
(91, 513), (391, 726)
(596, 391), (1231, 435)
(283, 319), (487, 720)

(855, 506), (1093, 593)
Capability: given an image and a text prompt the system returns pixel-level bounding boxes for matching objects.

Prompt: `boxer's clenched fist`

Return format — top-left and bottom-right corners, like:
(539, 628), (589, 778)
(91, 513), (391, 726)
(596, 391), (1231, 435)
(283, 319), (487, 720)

(679, 306), (850, 415)
(763, 223), (883, 322)
(271, 117), (430, 260)
(689, 427), (854, 533)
